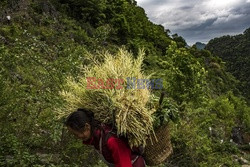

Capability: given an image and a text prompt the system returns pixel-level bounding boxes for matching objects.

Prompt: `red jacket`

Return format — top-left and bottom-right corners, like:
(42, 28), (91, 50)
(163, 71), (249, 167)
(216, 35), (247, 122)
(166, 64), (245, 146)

(83, 124), (145, 167)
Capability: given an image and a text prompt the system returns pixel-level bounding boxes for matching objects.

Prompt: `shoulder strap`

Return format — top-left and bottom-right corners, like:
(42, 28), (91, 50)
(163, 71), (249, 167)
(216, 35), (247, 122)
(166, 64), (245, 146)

(101, 129), (142, 165)
(102, 127), (145, 156)
(98, 124), (116, 145)
(104, 130), (116, 144)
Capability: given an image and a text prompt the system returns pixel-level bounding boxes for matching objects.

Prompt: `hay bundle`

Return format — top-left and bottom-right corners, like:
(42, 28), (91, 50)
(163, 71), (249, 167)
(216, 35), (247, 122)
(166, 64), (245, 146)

(58, 48), (156, 148)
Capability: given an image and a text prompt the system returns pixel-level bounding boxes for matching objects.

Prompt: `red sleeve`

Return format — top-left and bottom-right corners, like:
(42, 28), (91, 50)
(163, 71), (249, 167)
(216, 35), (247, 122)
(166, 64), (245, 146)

(107, 137), (132, 167)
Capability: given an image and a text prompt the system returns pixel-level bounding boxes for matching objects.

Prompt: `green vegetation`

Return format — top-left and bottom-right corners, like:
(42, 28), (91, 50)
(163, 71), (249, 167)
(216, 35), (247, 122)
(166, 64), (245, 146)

(206, 29), (250, 102)
(0, 0), (249, 166)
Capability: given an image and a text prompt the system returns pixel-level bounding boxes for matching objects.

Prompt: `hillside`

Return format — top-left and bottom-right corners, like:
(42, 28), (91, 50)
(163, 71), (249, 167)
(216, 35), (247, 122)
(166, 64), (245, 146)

(206, 28), (250, 102)
(0, 0), (250, 166)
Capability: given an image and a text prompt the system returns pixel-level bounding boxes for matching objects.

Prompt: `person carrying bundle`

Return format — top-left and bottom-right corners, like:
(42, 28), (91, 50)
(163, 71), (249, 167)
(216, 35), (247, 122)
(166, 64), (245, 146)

(60, 49), (174, 166)
(65, 108), (146, 167)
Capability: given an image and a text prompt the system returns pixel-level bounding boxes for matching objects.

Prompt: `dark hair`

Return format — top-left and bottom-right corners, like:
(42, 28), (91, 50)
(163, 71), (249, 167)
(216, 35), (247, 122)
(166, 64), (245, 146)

(65, 108), (96, 133)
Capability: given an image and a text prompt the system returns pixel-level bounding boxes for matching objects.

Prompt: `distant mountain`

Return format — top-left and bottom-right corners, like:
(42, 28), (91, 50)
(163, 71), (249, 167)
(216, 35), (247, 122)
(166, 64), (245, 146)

(194, 42), (206, 50)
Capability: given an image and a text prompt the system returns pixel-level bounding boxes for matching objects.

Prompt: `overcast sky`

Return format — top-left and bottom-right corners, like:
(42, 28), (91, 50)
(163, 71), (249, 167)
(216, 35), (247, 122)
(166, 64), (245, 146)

(136, 0), (250, 45)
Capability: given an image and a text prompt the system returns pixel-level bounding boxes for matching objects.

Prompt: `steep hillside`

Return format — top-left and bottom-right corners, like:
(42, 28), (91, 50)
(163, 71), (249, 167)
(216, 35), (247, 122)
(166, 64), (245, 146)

(206, 28), (250, 102)
(0, 0), (249, 166)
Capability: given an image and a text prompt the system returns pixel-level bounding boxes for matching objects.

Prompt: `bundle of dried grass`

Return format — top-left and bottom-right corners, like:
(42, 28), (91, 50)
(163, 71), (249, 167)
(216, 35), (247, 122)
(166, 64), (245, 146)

(58, 48), (156, 148)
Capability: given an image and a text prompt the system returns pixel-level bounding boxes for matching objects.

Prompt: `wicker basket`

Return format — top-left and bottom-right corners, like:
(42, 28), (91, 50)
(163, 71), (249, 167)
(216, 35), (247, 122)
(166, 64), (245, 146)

(143, 124), (173, 166)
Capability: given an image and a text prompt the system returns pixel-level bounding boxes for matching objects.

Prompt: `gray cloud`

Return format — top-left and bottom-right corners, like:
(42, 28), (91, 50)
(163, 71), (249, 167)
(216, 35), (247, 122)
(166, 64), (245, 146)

(136, 0), (250, 45)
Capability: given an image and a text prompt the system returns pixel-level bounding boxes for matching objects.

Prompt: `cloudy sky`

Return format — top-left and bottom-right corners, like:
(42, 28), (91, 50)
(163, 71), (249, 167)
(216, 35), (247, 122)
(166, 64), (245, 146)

(136, 0), (250, 45)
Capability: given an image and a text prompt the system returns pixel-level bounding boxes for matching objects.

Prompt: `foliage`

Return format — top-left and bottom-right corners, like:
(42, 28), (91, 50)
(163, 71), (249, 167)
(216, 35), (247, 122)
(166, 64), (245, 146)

(206, 28), (250, 101)
(168, 94), (245, 166)
(146, 41), (207, 105)
(152, 96), (179, 129)
(0, 0), (249, 166)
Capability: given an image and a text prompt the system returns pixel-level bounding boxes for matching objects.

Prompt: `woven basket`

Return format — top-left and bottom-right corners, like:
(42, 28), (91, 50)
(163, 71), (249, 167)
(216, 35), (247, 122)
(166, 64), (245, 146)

(143, 124), (173, 166)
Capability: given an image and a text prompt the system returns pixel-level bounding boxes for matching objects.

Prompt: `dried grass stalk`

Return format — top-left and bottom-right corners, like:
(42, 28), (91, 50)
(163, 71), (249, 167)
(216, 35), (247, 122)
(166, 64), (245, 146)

(58, 48), (156, 148)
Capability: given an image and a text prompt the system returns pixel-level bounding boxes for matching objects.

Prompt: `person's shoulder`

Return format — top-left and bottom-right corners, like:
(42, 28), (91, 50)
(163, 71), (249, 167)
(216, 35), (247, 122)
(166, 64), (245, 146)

(107, 135), (129, 148)
(107, 136), (122, 149)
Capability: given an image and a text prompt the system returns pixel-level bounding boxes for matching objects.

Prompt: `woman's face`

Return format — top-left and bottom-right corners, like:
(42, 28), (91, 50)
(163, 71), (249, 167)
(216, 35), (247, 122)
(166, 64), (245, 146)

(67, 123), (91, 141)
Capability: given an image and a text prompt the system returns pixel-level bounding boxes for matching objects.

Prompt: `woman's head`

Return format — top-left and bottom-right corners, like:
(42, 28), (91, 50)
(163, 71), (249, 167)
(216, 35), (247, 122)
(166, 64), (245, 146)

(65, 108), (94, 141)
